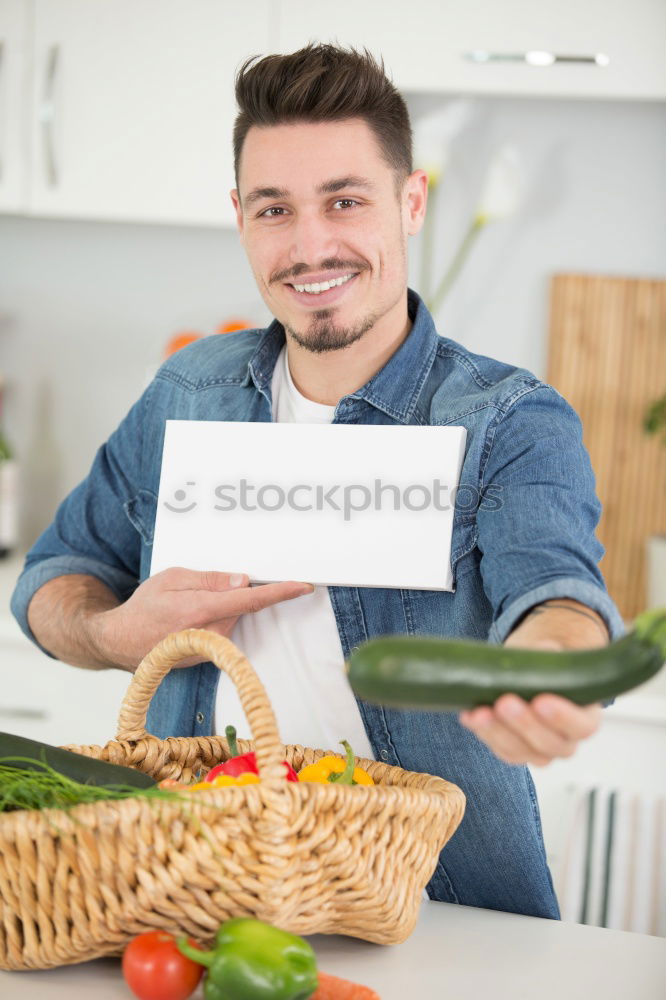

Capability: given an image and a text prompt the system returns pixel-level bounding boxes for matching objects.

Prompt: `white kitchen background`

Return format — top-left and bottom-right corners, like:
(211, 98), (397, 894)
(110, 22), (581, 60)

(0, 0), (665, 938)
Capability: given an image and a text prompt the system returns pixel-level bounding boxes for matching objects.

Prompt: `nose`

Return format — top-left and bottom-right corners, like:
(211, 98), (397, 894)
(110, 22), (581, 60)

(287, 208), (339, 268)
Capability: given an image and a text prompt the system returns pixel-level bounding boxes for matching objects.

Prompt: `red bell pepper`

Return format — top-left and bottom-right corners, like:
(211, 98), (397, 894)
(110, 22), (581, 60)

(204, 726), (298, 783)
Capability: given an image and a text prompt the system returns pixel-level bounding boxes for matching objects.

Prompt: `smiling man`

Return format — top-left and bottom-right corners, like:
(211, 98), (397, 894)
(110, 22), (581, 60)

(234, 119), (414, 377)
(12, 44), (624, 921)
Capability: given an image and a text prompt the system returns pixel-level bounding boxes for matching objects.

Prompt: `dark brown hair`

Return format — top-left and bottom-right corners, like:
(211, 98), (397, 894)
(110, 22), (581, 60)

(233, 43), (413, 191)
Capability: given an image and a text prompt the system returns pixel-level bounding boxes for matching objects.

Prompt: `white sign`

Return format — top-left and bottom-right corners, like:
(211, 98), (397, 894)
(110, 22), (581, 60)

(151, 421), (467, 591)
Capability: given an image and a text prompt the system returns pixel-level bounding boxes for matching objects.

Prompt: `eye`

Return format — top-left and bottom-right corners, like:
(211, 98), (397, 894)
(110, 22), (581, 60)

(333, 198), (359, 210)
(259, 206), (288, 218)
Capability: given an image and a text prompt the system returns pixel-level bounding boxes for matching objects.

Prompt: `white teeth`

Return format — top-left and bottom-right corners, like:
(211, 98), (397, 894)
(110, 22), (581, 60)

(292, 273), (355, 294)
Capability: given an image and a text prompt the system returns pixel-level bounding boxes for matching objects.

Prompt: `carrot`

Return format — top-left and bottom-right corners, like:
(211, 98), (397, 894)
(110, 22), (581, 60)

(310, 970), (381, 999)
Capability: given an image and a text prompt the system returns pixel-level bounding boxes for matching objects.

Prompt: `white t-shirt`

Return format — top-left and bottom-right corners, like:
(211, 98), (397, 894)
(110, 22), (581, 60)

(213, 345), (375, 760)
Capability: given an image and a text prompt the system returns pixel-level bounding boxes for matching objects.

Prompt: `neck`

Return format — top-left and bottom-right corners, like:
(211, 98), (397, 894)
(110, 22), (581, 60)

(284, 292), (412, 405)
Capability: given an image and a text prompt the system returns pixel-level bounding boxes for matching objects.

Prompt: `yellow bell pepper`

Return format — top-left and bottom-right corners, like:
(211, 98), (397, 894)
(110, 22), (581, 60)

(297, 740), (374, 786)
(188, 772), (260, 792)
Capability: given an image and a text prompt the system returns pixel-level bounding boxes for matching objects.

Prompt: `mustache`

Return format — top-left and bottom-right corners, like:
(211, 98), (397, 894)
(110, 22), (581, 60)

(271, 259), (368, 284)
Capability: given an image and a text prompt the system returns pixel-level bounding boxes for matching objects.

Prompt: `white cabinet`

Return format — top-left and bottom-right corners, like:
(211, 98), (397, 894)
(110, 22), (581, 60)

(276, 0), (666, 101)
(0, 0), (29, 212)
(28, 0), (273, 226)
(1, 0), (665, 228)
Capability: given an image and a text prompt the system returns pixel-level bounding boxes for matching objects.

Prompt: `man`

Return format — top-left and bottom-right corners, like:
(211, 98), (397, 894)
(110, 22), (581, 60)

(12, 44), (624, 920)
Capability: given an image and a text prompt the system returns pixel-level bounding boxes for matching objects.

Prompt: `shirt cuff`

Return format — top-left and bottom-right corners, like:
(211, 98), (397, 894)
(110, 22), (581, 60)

(487, 576), (626, 645)
(10, 555), (138, 657)
(487, 577), (626, 710)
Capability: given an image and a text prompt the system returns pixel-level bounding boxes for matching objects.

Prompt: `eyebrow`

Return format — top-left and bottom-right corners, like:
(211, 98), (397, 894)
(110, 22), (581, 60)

(243, 175), (375, 208)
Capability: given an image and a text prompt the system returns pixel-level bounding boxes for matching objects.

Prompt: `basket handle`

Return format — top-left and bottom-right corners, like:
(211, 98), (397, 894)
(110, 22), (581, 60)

(115, 629), (287, 782)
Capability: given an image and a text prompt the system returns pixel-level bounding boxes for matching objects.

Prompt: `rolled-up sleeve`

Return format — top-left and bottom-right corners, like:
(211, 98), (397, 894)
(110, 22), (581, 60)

(478, 383), (626, 646)
(10, 385), (152, 654)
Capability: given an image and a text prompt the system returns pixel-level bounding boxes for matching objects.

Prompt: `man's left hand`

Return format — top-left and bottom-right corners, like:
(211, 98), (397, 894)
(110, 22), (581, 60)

(459, 692), (602, 766)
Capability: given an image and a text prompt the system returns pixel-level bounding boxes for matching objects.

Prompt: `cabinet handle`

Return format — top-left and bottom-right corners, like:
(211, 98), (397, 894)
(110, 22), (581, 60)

(0, 41), (4, 182)
(464, 51), (610, 68)
(0, 708), (48, 720)
(39, 44), (59, 186)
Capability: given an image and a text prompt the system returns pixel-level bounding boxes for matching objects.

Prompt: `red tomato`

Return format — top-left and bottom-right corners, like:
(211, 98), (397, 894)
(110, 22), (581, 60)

(122, 931), (204, 1000)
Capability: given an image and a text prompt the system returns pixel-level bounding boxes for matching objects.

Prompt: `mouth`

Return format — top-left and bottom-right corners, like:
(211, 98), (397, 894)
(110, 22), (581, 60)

(284, 271), (360, 307)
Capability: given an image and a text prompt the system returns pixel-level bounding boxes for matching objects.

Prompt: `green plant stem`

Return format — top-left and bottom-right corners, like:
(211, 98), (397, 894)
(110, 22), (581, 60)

(428, 216), (486, 316)
(225, 725), (240, 758)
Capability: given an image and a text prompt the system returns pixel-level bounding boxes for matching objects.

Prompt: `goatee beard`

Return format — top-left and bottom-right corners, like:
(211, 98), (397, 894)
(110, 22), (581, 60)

(285, 309), (378, 354)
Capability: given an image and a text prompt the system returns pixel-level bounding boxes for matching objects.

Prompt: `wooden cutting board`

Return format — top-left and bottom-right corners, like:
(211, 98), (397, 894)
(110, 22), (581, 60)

(547, 273), (666, 622)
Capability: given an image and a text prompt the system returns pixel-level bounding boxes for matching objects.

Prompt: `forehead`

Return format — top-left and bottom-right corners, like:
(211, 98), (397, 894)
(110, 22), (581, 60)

(238, 118), (391, 194)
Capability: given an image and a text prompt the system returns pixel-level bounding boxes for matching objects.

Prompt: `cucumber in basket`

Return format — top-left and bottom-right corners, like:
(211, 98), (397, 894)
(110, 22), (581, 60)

(347, 606), (666, 710)
(0, 732), (155, 788)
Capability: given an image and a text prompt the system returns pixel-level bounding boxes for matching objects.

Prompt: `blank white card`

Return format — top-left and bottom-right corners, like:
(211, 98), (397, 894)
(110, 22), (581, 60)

(151, 421), (467, 591)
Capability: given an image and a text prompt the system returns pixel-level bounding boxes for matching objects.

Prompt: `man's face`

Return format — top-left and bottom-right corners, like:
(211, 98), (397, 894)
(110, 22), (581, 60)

(231, 118), (426, 353)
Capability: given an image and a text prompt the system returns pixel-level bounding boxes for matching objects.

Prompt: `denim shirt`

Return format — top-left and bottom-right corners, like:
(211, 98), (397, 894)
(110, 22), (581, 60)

(11, 290), (625, 751)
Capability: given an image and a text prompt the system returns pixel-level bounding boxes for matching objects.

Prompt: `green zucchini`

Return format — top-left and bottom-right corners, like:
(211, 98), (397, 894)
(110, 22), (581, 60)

(347, 607), (666, 710)
(0, 732), (155, 788)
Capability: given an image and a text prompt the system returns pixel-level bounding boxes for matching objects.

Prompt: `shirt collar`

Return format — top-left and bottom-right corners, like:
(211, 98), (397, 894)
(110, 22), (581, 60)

(243, 288), (439, 423)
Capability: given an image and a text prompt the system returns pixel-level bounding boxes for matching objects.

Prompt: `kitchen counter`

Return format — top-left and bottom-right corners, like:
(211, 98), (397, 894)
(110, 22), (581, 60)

(1, 901), (665, 999)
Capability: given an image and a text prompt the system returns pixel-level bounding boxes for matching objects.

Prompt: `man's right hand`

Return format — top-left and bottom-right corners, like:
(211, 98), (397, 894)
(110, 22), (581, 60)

(87, 568), (314, 671)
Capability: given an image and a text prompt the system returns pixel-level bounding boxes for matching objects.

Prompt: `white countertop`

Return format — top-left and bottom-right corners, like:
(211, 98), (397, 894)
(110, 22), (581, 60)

(1, 901), (665, 999)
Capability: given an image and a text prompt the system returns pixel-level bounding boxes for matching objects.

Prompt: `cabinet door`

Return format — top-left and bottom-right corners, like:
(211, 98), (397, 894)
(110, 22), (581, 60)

(0, 0), (29, 212)
(276, 0), (666, 100)
(29, 0), (273, 227)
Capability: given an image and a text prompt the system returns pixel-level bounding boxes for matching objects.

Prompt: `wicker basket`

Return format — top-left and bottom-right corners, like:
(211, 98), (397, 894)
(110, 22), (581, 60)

(0, 629), (466, 971)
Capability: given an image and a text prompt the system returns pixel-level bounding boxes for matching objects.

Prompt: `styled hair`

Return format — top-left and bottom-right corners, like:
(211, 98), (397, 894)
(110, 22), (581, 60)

(233, 43), (413, 191)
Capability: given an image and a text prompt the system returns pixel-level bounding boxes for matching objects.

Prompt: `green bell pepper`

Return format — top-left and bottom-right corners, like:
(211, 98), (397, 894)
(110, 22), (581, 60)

(177, 917), (319, 1000)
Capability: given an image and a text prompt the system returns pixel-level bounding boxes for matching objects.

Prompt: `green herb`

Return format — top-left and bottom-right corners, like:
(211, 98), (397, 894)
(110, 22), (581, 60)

(0, 755), (188, 813)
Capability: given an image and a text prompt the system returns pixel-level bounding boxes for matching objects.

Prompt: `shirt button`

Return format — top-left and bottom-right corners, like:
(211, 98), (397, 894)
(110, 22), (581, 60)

(380, 749), (389, 761)
(196, 712), (205, 724)
(350, 645), (360, 654)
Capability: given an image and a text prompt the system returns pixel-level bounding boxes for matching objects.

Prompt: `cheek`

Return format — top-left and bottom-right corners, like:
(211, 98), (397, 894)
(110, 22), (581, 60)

(245, 239), (275, 282)
(375, 225), (407, 275)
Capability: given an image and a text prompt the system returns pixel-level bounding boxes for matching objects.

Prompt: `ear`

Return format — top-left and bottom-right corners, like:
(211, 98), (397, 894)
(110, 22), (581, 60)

(403, 169), (428, 237)
(230, 189), (244, 241)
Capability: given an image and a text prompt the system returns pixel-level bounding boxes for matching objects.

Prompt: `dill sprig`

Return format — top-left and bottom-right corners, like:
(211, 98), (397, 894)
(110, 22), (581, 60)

(0, 756), (190, 813)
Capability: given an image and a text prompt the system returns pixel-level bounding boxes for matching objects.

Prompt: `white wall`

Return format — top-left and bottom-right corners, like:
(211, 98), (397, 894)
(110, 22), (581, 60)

(406, 94), (666, 373)
(1, 95), (665, 549)
(1, 218), (271, 545)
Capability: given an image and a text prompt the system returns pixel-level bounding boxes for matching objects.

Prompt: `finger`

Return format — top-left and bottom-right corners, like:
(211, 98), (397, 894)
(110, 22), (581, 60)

(235, 580), (315, 614)
(494, 694), (579, 760)
(193, 580), (314, 622)
(160, 568), (250, 592)
(460, 709), (551, 766)
(531, 694), (602, 741)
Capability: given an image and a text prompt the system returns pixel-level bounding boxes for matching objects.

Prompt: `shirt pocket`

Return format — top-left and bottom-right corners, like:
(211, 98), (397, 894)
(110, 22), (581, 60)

(124, 488), (158, 546)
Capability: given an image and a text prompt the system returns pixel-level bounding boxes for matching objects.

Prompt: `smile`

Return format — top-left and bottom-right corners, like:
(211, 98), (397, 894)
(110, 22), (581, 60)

(291, 273), (356, 294)
(286, 271), (359, 305)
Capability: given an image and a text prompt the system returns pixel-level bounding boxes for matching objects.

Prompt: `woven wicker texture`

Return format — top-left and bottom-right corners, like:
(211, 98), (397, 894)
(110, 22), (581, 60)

(0, 629), (466, 970)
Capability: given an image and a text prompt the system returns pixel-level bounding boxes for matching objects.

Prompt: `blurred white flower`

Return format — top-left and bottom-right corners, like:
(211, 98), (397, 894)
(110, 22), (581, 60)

(413, 99), (474, 186)
(427, 143), (526, 315)
(415, 100), (475, 301)
(475, 143), (525, 224)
